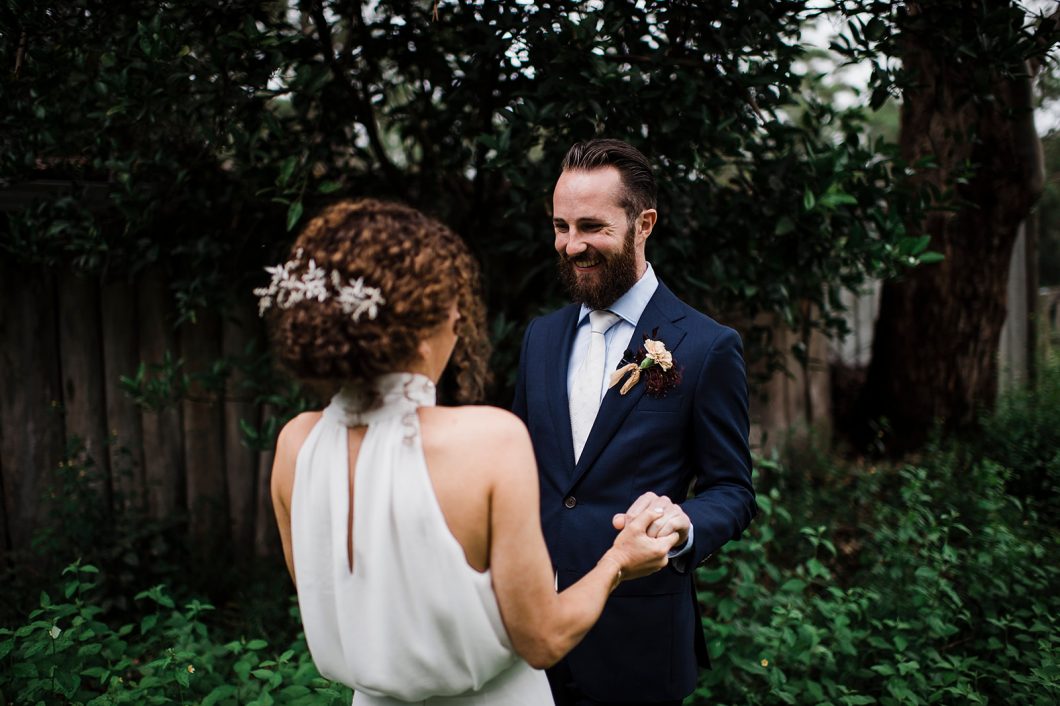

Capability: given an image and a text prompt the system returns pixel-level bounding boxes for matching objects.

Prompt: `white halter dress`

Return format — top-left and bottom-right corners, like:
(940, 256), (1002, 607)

(291, 372), (553, 705)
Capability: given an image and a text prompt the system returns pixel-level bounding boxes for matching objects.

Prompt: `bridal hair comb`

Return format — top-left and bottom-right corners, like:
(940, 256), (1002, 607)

(254, 248), (386, 322)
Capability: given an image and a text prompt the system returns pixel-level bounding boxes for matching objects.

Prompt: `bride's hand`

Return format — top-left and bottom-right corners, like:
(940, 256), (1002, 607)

(601, 507), (681, 583)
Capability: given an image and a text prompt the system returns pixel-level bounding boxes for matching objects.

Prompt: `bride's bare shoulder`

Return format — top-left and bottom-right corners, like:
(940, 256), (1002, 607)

(275, 411), (323, 461)
(420, 405), (531, 455)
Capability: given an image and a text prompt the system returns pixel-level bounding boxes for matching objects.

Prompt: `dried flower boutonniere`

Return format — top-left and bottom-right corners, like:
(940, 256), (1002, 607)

(609, 329), (683, 397)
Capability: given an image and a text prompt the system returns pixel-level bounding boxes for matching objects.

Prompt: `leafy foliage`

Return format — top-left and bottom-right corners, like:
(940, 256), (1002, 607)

(0, 0), (931, 401)
(693, 402), (1060, 704)
(4, 363), (1058, 704)
(0, 563), (350, 705)
(975, 349), (1060, 525)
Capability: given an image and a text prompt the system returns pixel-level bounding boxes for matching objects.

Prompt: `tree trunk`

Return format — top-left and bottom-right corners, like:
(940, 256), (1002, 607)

(862, 6), (1045, 453)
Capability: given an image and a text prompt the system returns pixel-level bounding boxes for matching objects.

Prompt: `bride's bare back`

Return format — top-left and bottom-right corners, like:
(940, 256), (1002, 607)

(271, 403), (677, 669)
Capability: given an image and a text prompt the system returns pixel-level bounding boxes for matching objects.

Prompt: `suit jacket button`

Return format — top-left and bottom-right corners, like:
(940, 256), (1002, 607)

(564, 496), (577, 509)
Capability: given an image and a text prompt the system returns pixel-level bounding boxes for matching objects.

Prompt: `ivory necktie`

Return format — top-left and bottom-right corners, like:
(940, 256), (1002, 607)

(570, 310), (620, 463)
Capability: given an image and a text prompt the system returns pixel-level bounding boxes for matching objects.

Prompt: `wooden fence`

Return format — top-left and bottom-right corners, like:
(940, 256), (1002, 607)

(1, 261), (834, 563)
(0, 264), (279, 566)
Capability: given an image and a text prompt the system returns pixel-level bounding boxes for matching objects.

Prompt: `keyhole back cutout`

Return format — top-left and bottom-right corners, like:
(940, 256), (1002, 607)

(345, 425), (368, 574)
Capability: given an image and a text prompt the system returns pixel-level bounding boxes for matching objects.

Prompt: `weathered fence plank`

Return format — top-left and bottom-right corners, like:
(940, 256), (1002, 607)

(100, 280), (146, 511)
(1000, 225), (1029, 390)
(137, 272), (184, 520)
(748, 313), (831, 451)
(57, 273), (111, 508)
(254, 405), (279, 558)
(0, 454), (8, 564)
(223, 301), (260, 555)
(181, 313), (228, 552)
(0, 266), (65, 555)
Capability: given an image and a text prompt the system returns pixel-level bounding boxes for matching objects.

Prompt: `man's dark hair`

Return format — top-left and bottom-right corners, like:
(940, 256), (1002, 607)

(560, 139), (657, 224)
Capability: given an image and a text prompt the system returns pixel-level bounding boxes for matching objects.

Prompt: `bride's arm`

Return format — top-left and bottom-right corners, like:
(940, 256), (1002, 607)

(270, 412), (323, 587)
(484, 411), (677, 669)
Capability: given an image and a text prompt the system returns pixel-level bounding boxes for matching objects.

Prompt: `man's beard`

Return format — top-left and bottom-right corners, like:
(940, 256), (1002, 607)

(557, 227), (639, 310)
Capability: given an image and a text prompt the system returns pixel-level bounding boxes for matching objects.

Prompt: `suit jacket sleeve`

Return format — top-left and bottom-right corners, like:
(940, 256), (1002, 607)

(510, 318), (535, 423)
(679, 326), (756, 570)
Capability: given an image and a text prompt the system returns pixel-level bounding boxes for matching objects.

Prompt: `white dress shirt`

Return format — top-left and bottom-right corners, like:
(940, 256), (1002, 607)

(567, 264), (660, 401)
(565, 263), (693, 557)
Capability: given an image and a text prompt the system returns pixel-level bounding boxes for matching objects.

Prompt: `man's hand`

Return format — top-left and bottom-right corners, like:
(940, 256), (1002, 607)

(612, 491), (690, 546)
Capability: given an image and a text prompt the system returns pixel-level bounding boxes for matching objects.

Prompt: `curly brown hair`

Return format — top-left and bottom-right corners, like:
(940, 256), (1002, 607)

(268, 199), (490, 403)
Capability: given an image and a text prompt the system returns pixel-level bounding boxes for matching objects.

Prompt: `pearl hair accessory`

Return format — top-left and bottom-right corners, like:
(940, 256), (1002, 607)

(254, 248), (386, 322)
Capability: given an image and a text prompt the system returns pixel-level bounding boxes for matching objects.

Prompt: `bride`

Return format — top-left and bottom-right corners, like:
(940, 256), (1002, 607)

(264, 199), (679, 705)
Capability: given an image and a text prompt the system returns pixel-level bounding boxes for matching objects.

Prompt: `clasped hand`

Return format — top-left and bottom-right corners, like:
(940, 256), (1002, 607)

(605, 492), (691, 582)
(612, 492), (690, 546)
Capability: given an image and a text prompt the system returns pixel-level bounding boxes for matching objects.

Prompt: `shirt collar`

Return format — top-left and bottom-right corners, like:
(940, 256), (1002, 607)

(577, 262), (659, 328)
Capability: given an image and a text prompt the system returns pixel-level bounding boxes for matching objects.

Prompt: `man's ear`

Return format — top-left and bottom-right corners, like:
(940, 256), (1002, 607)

(637, 209), (658, 243)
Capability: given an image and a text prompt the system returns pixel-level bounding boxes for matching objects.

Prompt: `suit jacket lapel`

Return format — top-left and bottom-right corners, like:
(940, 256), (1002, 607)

(545, 304), (580, 477)
(567, 283), (688, 492)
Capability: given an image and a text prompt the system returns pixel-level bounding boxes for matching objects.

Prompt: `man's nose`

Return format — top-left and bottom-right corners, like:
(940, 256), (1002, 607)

(565, 234), (587, 257)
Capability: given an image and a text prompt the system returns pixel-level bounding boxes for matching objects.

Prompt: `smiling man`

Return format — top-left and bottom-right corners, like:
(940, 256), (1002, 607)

(512, 139), (757, 705)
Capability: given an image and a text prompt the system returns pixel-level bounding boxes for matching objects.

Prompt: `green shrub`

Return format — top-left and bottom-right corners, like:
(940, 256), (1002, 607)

(5, 379), (1058, 705)
(693, 451), (1060, 705)
(0, 562), (350, 705)
(976, 350), (1060, 524)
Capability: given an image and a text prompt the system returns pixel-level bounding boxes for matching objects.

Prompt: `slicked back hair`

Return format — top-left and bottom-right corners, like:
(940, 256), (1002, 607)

(560, 139), (657, 225)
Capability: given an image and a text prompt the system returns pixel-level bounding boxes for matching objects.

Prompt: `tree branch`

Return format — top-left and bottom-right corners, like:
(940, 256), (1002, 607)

(307, 0), (402, 188)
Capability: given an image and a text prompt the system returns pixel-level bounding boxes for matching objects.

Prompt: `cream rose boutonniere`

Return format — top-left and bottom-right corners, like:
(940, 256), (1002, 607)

(608, 329), (683, 397)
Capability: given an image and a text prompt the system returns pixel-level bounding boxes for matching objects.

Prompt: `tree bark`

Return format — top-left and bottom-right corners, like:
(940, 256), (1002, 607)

(862, 5), (1045, 453)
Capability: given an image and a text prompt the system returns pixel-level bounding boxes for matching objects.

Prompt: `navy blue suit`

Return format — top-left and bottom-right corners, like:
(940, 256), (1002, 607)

(512, 281), (755, 703)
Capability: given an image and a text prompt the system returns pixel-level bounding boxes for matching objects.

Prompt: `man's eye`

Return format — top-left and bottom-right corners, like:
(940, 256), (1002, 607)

(554, 224), (568, 232)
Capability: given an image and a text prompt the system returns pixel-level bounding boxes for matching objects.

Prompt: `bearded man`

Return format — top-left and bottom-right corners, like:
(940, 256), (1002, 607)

(512, 139), (756, 705)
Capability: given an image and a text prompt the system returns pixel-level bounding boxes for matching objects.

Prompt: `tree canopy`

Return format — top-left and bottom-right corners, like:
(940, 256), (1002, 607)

(1, 0), (938, 403)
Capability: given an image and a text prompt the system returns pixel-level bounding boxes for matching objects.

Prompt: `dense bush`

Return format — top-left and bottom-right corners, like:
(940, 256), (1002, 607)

(976, 350), (1060, 524)
(695, 455), (1058, 705)
(0, 564), (350, 705)
(692, 358), (1060, 704)
(3, 360), (1058, 704)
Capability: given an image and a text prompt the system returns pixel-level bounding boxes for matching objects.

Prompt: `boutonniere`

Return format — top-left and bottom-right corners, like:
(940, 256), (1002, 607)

(608, 329), (683, 397)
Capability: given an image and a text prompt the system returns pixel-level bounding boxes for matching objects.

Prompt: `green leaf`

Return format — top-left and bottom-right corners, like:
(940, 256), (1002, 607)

(278, 157), (297, 187)
(317, 180), (341, 194)
(819, 192), (858, 209)
(246, 639), (269, 650)
(865, 17), (887, 42)
(202, 685), (238, 706)
(775, 216), (796, 235)
(803, 189), (816, 211)
(286, 201), (304, 232)
(918, 251), (945, 264)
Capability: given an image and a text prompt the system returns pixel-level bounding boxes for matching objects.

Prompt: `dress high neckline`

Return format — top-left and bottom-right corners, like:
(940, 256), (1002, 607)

(323, 372), (436, 427)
